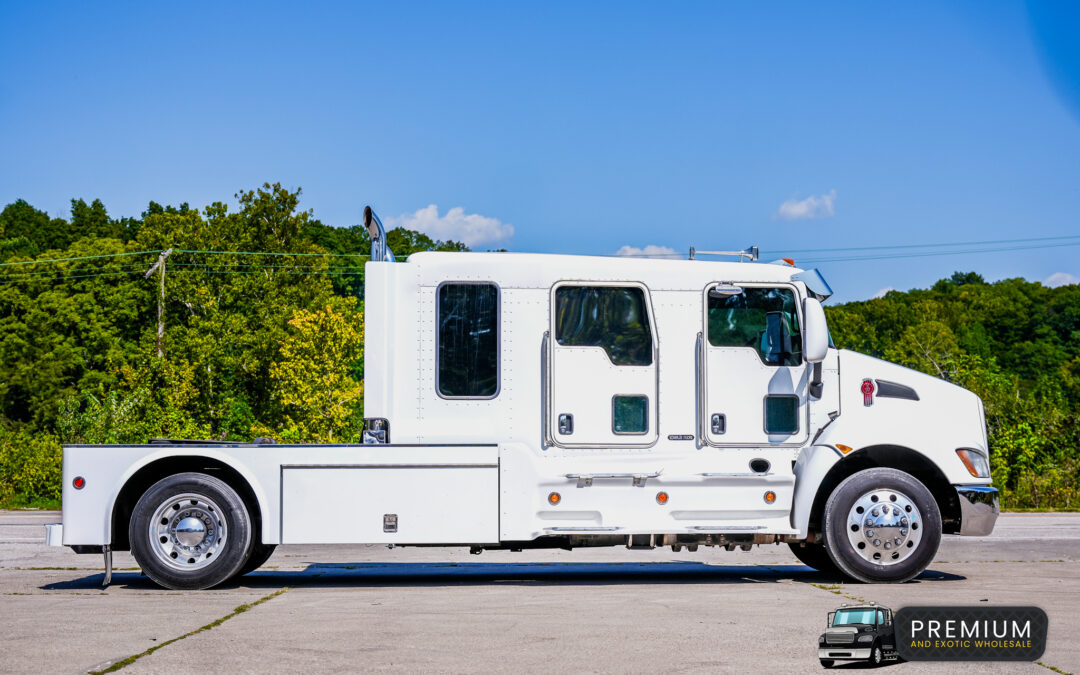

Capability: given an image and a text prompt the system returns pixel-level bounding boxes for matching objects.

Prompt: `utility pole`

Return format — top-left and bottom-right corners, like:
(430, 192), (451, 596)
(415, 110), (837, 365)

(145, 248), (173, 358)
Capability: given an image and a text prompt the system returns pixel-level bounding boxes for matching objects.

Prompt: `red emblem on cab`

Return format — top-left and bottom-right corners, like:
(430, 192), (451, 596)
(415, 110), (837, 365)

(861, 379), (875, 406)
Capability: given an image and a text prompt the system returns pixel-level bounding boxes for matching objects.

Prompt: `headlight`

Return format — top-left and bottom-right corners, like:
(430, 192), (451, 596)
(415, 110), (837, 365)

(956, 449), (990, 478)
(858, 634), (874, 643)
(819, 636), (825, 644)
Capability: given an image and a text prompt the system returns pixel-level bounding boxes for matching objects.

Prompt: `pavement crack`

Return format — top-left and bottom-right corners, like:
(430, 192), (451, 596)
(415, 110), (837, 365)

(1036, 660), (1074, 675)
(87, 587), (289, 674)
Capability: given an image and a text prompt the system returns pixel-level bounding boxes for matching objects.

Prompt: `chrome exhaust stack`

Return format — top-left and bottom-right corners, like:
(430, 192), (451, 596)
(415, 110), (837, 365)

(363, 205), (396, 262)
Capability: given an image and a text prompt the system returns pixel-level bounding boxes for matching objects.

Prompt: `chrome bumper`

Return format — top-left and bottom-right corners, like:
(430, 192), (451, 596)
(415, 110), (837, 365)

(955, 485), (999, 536)
(44, 523), (63, 546)
(818, 647), (871, 660)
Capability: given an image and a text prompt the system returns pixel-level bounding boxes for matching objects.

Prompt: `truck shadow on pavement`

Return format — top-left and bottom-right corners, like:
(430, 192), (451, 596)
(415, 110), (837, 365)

(40, 562), (965, 590)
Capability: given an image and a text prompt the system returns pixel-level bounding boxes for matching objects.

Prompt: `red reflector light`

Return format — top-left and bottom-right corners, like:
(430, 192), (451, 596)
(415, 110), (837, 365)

(72, 476), (86, 490)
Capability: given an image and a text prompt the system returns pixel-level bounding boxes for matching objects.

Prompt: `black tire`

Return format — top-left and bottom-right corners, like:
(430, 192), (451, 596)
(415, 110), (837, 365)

(820, 659), (834, 668)
(823, 467), (941, 583)
(788, 542), (841, 575)
(237, 543), (277, 576)
(870, 643), (883, 666)
(129, 472), (253, 590)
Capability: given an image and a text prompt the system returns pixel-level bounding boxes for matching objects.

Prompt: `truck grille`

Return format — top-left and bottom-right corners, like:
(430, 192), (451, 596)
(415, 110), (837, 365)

(826, 633), (854, 645)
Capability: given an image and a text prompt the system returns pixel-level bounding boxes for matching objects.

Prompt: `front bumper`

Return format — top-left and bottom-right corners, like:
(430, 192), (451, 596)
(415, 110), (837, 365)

(818, 647), (871, 660)
(955, 486), (999, 536)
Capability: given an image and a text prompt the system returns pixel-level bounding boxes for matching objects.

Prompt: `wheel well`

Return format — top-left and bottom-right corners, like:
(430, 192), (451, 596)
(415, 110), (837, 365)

(808, 445), (961, 538)
(110, 457), (262, 551)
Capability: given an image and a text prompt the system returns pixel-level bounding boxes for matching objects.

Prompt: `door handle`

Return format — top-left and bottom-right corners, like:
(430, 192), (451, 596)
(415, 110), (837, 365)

(711, 413), (726, 435)
(558, 414), (574, 435)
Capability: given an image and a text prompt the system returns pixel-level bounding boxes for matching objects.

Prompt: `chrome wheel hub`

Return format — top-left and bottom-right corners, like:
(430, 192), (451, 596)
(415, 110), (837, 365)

(149, 493), (227, 571)
(845, 488), (922, 566)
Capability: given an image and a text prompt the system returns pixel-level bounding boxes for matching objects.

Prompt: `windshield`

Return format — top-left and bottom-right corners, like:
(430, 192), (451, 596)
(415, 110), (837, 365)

(832, 609), (877, 626)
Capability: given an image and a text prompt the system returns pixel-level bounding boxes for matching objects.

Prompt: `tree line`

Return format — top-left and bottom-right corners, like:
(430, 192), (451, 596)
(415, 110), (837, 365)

(0, 184), (1075, 509)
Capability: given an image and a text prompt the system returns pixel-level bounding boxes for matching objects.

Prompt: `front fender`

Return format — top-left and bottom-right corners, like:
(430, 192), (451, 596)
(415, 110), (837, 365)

(791, 444), (842, 537)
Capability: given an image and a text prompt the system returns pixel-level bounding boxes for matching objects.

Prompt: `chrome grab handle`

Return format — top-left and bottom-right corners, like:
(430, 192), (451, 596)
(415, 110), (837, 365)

(564, 471), (661, 487)
(545, 526), (622, 532)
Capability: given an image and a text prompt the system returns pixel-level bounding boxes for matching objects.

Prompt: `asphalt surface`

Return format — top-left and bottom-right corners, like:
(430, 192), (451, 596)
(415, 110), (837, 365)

(0, 511), (1077, 674)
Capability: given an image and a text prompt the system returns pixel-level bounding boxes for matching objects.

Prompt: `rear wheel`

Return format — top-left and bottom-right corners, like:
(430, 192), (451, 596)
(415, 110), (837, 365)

(129, 472), (253, 590)
(823, 467), (941, 583)
(787, 542), (840, 575)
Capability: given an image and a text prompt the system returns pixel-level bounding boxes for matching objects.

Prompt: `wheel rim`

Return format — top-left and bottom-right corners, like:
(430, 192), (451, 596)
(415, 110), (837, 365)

(845, 488), (923, 566)
(148, 492), (227, 571)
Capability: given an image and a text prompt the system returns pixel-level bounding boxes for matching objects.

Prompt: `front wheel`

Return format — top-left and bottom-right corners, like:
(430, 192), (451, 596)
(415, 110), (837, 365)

(819, 659), (834, 668)
(822, 467), (941, 583)
(870, 644), (883, 666)
(788, 542), (840, 575)
(129, 472), (253, 590)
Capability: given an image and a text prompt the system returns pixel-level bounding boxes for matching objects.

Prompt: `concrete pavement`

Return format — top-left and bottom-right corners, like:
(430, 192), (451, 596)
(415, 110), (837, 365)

(1, 511), (1077, 674)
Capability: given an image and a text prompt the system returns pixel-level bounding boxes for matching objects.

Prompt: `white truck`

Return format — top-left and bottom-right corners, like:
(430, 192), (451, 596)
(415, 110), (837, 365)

(46, 207), (999, 590)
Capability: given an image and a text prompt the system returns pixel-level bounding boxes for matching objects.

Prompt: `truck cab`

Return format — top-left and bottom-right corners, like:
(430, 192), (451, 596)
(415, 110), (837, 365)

(819, 603), (897, 667)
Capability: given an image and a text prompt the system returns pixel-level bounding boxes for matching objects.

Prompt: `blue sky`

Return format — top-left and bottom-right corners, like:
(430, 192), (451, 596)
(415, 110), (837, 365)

(2, 1), (1078, 302)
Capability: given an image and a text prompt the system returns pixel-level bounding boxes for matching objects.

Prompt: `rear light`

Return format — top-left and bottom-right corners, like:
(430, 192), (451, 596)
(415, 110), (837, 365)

(72, 476), (86, 490)
(956, 449), (990, 478)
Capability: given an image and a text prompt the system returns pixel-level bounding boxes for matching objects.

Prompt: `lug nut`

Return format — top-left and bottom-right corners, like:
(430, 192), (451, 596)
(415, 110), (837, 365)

(873, 539), (881, 547)
(900, 528), (908, 536)
(866, 529), (875, 538)
(884, 541), (892, 549)
(894, 537), (902, 546)
(872, 508), (879, 517)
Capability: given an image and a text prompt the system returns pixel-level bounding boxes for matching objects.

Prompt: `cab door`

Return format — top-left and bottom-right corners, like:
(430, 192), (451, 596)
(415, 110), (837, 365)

(548, 282), (659, 448)
(701, 282), (809, 446)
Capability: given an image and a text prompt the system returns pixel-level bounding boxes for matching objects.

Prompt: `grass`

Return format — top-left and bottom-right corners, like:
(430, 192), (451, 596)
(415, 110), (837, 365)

(88, 587), (289, 674)
(0, 495), (61, 510)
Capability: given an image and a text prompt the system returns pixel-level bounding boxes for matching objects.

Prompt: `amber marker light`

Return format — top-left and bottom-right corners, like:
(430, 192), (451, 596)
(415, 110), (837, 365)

(836, 444), (853, 454)
(764, 491), (776, 504)
(656, 491), (669, 505)
(548, 492), (561, 505)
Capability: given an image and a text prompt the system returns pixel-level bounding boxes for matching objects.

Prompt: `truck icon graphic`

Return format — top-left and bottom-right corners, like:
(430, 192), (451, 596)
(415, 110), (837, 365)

(818, 603), (898, 668)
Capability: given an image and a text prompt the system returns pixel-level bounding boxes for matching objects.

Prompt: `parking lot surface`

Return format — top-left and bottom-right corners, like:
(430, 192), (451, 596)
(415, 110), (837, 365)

(0, 511), (1077, 674)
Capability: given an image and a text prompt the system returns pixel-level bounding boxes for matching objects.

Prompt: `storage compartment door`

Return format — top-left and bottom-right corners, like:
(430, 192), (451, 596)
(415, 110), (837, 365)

(281, 466), (499, 544)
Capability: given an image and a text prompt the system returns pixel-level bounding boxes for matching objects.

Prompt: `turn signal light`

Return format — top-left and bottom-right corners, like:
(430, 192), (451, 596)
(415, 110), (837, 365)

(548, 492), (561, 505)
(72, 476), (86, 490)
(656, 491), (669, 505)
(836, 444), (853, 454)
(956, 449), (990, 478)
(764, 491), (776, 504)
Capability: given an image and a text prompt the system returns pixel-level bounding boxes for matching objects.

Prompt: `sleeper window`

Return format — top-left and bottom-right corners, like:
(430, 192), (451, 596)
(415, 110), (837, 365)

(554, 286), (653, 366)
(437, 283), (499, 398)
(707, 286), (802, 366)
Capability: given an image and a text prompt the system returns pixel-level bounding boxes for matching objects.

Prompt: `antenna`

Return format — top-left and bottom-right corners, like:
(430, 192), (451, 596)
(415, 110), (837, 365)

(689, 246), (759, 262)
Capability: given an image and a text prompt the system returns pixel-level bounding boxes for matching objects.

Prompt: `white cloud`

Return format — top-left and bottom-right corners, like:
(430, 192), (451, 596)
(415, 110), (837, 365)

(1043, 272), (1080, 288)
(388, 204), (514, 248)
(872, 286), (895, 299)
(776, 189), (837, 221)
(614, 244), (680, 259)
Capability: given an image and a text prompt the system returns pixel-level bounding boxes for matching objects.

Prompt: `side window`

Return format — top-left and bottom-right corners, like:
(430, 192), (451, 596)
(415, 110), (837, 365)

(555, 286), (653, 366)
(437, 283), (499, 398)
(707, 286), (803, 366)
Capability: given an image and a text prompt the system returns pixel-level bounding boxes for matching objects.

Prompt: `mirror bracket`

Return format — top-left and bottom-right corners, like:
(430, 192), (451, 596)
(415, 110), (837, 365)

(809, 362), (823, 399)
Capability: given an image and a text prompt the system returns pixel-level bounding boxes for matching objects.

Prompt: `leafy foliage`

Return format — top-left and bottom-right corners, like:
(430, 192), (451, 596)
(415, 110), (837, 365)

(0, 186), (1076, 510)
